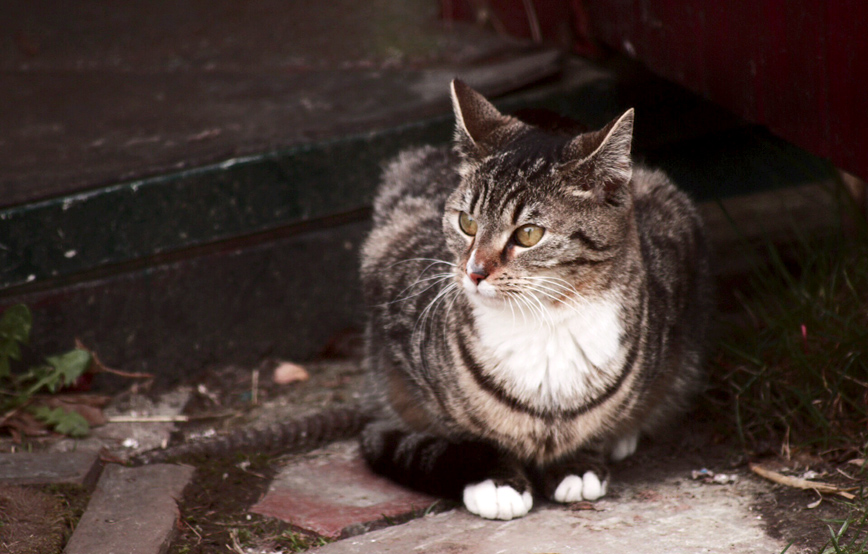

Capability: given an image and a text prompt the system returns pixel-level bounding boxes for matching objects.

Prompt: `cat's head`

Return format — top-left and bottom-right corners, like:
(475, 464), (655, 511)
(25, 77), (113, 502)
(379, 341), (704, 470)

(443, 80), (636, 311)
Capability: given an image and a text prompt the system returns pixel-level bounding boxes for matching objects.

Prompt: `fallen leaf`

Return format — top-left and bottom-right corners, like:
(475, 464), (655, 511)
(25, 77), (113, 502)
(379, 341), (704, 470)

(273, 362), (309, 385)
(0, 410), (48, 439)
(44, 396), (108, 426)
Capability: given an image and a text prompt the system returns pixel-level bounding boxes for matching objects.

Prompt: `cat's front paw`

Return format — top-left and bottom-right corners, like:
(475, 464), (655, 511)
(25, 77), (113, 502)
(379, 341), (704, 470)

(463, 479), (533, 520)
(552, 471), (608, 503)
(610, 432), (639, 462)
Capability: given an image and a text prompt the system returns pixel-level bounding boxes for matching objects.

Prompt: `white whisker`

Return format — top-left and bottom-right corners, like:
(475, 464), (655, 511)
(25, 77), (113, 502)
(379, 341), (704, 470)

(386, 273), (454, 305)
(525, 276), (581, 297)
(413, 281), (458, 349)
(525, 285), (583, 317)
(512, 289), (546, 329)
(505, 291), (529, 324)
(385, 257), (456, 269)
(525, 290), (555, 330)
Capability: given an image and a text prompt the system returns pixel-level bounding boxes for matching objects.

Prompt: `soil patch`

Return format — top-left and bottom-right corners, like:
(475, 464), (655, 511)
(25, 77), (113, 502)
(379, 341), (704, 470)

(168, 453), (328, 553)
(166, 353), (365, 553)
(0, 484), (88, 554)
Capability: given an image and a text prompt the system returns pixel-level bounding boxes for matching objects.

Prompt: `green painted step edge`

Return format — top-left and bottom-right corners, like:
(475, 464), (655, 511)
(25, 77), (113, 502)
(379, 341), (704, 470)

(0, 116), (454, 292)
(0, 83), (837, 293)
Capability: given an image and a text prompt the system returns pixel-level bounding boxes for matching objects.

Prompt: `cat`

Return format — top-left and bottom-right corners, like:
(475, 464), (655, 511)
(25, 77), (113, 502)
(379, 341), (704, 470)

(358, 79), (712, 520)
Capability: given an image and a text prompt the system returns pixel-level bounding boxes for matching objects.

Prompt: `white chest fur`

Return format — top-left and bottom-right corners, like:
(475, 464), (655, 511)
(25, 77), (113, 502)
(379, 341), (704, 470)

(472, 296), (623, 409)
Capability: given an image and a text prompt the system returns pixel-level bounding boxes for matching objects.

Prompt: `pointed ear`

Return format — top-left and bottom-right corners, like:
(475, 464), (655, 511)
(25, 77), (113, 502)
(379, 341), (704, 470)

(450, 79), (519, 161)
(560, 109), (634, 201)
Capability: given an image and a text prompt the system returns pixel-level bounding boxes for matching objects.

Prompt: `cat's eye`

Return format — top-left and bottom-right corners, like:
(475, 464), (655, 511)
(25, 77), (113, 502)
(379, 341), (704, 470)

(458, 211), (477, 236)
(514, 224), (545, 247)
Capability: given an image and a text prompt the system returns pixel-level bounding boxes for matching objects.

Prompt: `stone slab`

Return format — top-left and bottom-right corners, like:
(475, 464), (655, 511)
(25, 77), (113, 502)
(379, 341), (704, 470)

(251, 441), (439, 539)
(63, 463), (194, 554)
(309, 476), (788, 554)
(0, 450), (101, 486)
(47, 388), (192, 459)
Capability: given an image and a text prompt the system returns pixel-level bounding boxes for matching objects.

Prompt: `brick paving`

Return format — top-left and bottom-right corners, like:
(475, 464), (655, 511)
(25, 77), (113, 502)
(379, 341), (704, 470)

(252, 441), (439, 538)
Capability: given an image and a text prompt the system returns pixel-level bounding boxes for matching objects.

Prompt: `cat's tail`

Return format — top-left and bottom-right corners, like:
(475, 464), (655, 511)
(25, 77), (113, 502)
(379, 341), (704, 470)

(133, 405), (370, 465)
(359, 420), (527, 500)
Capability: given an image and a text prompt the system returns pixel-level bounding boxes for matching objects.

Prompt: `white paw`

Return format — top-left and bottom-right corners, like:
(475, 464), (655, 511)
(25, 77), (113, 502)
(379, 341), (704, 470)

(610, 432), (639, 462)
(463, 479), (533, 520)
(553, 471), (608, 503)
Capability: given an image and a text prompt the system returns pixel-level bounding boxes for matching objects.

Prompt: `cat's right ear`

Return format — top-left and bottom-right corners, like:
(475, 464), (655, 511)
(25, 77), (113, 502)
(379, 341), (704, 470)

(450, 79), (517, 164)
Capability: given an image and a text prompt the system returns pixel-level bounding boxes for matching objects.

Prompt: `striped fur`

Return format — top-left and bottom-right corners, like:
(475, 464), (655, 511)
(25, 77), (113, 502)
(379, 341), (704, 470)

(359, 80), (712, 518)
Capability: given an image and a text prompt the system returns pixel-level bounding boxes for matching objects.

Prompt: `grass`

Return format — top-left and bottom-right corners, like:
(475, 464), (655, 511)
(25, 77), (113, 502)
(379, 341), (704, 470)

(711, 187), (868, 456)
(274, 531), (332, 552)
(708, 183), (868, 552)
(41, 483), (90, 545)
(822, 512), (868, 554)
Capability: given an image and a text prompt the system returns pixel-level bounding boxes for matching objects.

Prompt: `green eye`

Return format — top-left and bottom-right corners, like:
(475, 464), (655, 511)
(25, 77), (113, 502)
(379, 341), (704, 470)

(458, 211), (478, 236)
(514, 224), (544, 247)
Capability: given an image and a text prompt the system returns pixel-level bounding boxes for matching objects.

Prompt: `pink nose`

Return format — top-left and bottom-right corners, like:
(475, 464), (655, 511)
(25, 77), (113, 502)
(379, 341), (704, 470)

(469, 271), (488, 285)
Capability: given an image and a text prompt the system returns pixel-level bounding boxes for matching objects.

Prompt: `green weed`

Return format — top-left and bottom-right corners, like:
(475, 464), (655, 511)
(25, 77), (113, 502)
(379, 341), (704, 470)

(711, 184), (868, 553)
(821, 515), (868, 554)
(276, 530), (332, 552)
(0, 304), (94, 438)
(711, 187), (868, 456)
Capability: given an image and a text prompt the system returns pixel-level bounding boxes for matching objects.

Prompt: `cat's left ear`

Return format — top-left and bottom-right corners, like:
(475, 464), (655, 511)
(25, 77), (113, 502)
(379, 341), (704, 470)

(560, 109), (634, 202)
(450, 79), (520, 163)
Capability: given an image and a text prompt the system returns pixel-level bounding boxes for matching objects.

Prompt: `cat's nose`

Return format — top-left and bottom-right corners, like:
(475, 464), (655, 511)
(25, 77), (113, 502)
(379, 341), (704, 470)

(466, 249), (490, 286)
(469, 270), (488, 285)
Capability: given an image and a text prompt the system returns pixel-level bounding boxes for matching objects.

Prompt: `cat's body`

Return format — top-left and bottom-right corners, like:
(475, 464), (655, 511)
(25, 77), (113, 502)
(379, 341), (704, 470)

(359, 81), (711, 520)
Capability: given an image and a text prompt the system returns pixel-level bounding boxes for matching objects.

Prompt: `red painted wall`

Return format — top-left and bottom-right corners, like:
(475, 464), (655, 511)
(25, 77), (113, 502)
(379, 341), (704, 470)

(443, 0), (868, 182)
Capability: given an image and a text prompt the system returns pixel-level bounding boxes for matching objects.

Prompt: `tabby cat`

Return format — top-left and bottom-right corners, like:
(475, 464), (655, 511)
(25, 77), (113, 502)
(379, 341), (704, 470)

(359, 80), (711, 520)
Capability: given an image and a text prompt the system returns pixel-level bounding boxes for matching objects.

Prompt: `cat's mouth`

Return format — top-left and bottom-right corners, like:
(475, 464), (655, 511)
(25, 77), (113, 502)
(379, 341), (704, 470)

(461, 271), (585, 314)
(461, 272), (510, 310)
(462, 273), (499, 299)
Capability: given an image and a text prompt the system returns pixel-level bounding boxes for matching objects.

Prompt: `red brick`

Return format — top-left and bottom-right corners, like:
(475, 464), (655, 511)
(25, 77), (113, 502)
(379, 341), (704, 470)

(251, 441), (438, 538)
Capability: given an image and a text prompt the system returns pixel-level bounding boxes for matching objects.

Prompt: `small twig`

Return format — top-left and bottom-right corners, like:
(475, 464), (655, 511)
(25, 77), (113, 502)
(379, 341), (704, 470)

(780, 426), (791, 461)
(251, 369), (259, 405)
(521, 0), (542, 43)
(97, 367), (154, 379)
(836, 467), (859, 481)
(75, 339), (154, 379)
(750, 463), (857, 499)
(208, 520), (262, 528)
(228, 529), (245, 554)
(107, 411), (236, 423)
(181, 518), (203, 545)
(107, 415), (190, 423)
(237, 465), (267, 480)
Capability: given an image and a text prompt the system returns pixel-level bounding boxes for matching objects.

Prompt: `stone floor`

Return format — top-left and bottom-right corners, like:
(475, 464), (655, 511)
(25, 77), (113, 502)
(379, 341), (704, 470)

(0, 362), (811, 553)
